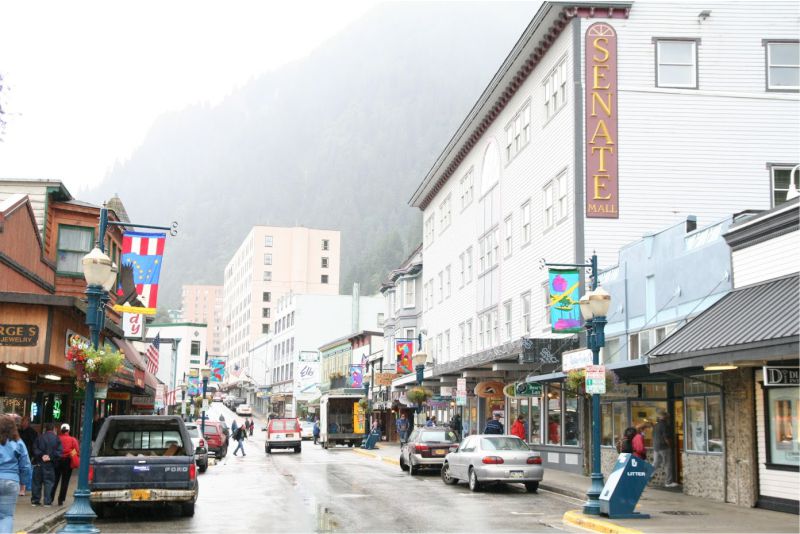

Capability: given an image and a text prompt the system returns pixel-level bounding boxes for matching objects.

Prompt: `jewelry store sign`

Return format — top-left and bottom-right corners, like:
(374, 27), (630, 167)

(764, 367), (799, 386)
(0, 325), (39, 346)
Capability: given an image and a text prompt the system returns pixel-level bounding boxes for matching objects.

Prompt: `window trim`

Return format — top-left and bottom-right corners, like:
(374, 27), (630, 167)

(504, 99), (532, 164)
(459, 167), (475, 211)
(56, 224), (95, 276)
(543, 181), (555, 231)
(763, 39), (800, 92)
(543, 55), (568, 123)
(521, 199), (532, 247)
(768, 163), (800, 208)
(653, 37), (700, 89)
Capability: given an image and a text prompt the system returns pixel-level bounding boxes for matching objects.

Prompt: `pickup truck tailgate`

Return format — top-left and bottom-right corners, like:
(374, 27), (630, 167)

(92, 456), (194, 490)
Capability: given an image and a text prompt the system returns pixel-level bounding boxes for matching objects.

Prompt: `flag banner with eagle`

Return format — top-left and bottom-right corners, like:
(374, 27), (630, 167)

(548, 268), (582, 333)
(113, 231), (166, 315)
(396, 338), (414, 374)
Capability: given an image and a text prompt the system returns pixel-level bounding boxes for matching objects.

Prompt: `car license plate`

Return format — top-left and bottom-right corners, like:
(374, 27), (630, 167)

(510, 471), (524, 479)
(434, 449), (447, 456)
(286, 433), (294, 438)
(131, 489), (151, 501)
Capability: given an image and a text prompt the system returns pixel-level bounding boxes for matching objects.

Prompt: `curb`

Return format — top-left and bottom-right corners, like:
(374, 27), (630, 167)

(18, 508), (67, 534)
(539, 482), (586, 501)
(350, 448), (400, 465)
(562, 510), (642, 534)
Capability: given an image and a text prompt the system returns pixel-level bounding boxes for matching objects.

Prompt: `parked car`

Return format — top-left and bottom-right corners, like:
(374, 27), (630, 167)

(203, 421), (228, 458)
(184, 422), (209, 473)
(440, 435), (543, 493)
(399, 427), (459, 475)
(213, 392), (224, 402)
(89, 416), (198, 518)
(264, 418), (302, 453)
(300, 421), (314, 440)
(235, 403), (253, 416)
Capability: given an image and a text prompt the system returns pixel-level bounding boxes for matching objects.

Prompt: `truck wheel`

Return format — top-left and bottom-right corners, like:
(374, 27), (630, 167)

(266, 446), (272, 454)
(181, 502), (195, 517)
(294, 446), (301, 453)
(525, 482), (539, 493)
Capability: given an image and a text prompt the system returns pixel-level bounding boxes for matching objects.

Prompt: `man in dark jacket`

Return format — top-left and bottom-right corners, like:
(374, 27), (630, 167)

(20, 417), (38, 459)
(483, 413), (504, 435)
(31, 423), (62, 506)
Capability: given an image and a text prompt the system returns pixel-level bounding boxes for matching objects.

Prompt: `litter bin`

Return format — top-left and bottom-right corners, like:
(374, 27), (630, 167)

(599, 453), (654, 519)
(362, 429), (380, 450)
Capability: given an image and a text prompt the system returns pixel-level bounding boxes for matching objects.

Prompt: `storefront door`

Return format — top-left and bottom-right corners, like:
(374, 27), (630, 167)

(674, 399), (684, 484)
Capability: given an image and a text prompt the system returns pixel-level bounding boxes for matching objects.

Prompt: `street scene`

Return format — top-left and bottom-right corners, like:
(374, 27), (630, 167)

(1, 1), (799, 533)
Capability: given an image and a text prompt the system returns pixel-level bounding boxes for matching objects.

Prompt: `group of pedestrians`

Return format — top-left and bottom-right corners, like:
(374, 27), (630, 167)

(616, 411), (678, 488)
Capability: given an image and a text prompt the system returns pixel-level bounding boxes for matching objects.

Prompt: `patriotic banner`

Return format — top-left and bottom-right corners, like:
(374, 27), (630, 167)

(548, 268), (583, 333)
(396, 339), (414, 374)
(146, 333), (161, 375)
(113, 231), (167, 315)
(209, 358), (225, 383)
(347, 364), (363, 388)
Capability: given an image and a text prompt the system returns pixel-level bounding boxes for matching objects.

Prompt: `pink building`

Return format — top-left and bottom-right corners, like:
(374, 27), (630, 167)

(181, 285), (224, 357)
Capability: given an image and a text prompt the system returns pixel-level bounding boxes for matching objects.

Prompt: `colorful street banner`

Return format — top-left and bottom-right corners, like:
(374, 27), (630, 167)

(549, 268), (583, 333)
(209, 358), (225, 383)
(347, 364), (363, 388)
(113, 231), (167, 316)
(187, 376), (201, 397)
(396, 339), (414, 374)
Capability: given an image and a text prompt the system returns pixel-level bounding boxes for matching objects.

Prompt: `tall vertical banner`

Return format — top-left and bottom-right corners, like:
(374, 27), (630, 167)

(208, 358), (225, 383)
(549, 269), (583, 333)
(113, 231), (167, 315)
(347, 364), (363, 388)
(585, 22), (618, 218)
(396, 339), (414, 374)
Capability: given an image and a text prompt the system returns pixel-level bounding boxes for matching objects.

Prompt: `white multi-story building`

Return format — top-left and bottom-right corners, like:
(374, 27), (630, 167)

(267, 290), (384, 417)
(140, 323), (208, 401)
(409, 0), (798, 472)
(222, 226), (341, 379)
(181, 285), (224, 357)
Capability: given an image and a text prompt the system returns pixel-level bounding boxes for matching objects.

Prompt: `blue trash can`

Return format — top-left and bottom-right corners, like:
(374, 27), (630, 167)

(599, 453), (654, 519)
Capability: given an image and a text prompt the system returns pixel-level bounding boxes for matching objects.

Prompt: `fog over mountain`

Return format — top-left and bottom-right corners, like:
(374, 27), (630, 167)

(89, 2), (537, 310)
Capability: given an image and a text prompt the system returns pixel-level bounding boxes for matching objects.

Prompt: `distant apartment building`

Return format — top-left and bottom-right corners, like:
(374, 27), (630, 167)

(181, 285), (224, 356)
(222, 226), (341, 377)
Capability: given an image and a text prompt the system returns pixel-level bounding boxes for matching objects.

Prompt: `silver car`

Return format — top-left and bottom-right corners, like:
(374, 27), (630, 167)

(440, 435), (543, 492)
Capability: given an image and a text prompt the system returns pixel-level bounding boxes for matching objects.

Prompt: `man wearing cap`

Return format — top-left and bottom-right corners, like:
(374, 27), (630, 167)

(51, 424), (79, 506)
(31, 423), (62, 506)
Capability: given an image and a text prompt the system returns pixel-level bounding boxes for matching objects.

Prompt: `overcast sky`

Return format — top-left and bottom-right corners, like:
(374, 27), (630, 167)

(0, 1), (374, 194)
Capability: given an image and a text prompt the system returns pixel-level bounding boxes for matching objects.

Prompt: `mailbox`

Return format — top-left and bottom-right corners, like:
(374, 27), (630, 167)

(599, 453), (654, 519)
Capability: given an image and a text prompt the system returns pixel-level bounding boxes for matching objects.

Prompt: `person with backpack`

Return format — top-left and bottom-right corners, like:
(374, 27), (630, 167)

(617, 426), (637, 454)
(312, 419), (320, 445)
(248, 418), (254, 436)
(483, 413), (504, 435)
(232, 423), (247, 457)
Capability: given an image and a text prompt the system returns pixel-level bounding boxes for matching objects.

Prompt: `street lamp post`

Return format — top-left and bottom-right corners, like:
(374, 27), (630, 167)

(180, 379), (187, 421)
(412, 352), (428, 427)
(579, 285), (611, 516)
(62, 209), (116, 534)
(201, 367), (211, 437)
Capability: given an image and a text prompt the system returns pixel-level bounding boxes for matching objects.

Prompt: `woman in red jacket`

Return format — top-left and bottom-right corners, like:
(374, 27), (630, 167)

(51, 424), (79, 507)
(631, 423), (649, 460)
(510, 415), (526, 440)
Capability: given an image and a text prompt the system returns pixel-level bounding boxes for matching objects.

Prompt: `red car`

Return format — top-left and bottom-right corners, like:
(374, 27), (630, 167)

(203, 421), (229, 458)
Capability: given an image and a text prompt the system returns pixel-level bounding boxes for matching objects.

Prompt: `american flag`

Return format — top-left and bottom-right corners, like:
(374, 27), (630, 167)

(146, 334), (160, 375)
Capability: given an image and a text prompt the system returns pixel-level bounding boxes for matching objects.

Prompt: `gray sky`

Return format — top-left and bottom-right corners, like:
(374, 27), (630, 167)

(0, 0), (374, 194)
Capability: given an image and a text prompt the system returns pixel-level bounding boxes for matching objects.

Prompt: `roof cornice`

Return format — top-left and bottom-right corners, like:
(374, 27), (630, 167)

(409, 1), (632, 210)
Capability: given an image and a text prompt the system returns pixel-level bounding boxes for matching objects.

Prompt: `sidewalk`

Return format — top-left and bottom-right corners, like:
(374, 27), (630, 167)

(348, 442), (797, 534)
(13, 473), (77, 534)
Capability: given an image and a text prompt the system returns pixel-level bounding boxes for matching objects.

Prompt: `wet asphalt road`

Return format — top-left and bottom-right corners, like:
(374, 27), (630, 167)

(88, 404), (581, 533)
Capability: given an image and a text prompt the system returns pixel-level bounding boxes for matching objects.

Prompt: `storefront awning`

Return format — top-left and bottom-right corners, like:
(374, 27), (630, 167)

(112, 338), (147, 371)
(649, 274), (800, 373)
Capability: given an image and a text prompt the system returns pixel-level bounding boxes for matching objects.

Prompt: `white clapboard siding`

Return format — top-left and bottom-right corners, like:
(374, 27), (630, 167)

(732, 232), (800, 288)
(755, 370), (800, 502)
(0, 183), (51, 235)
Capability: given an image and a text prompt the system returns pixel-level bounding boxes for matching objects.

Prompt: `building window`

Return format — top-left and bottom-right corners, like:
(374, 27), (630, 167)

(543, 182), (554, 229)
(492, 308), (499, 346)
(459, 323), (465, 356)
(263, 271), (272, 281)
(505, 101), (531, 161)
(765, 41), (799, 91)
(459, 169), (474, 210)
(445, 266), (451, 298)
(466, 247), (473, 283)
(263, 308), (270, 318)
(427, 279), (434, 310)
(629, 333), (640, 359)
(686, 395), (723, 453)
(405, 328), (415, 340)
(321, 274), (329, 284)
(444, 329), (450, 360)
(521, 292), (531, 335)
(541, 281), (550, 328)
(264, 253), (272, 266)
(439, 194), (452, 232)
(556, 171), (568, 220)
(190, 341), (201, 356)
(436, 334), (443, 361)
(322, 239), (330, 251)
(403, 279), (415, 308)
(438, 271), (444, 303)
(771, 165), (800, 207)
(766, 386), (799, 467)
(544, 56), (568, 120)
(321, 257), (329, 268)
(424, 214), (435, 246)
(459, 253), (465, 288)
(56, 225), (94, 274)
(503, 300), (512, 340)
(262, 324), (270, 334)
(265, 235), (273, 247)
(656, 39), (698, 89)
(503, 215), (513, 257)
(465, 319), (473, 354)
(478, 228), (500, 274)
(521, 201), (531, 245)
(601, 401), (628, 447)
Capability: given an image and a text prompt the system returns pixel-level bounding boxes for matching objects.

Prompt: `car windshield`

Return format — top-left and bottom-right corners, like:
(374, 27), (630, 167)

(185, 426), (200, 438)
(480, 437), (529, 451)
(270, 420), (295, 431)
(204, 427), (220, 435)
(421, 431), (458, 443)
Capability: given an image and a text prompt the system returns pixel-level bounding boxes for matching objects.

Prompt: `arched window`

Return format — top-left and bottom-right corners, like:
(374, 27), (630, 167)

(480, 140), (501, 197)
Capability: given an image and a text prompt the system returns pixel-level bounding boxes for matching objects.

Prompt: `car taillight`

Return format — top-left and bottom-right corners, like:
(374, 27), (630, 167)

(88, 465), (94, 483)
(414, 444), (430, 453)
(481, 456), (505, 464)
(189, 464), (196, 480)
(527, 456), (543, 465)
(199, 439), (205, 448)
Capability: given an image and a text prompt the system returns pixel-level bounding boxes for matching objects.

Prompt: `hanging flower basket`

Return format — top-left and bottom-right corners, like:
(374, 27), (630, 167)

(66, 336), (124, 386)
(406, 386), (432, 405)
(564, 369), (621, 396)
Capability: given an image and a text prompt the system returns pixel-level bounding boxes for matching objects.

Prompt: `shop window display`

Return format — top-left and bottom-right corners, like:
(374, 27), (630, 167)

(631, 400), (666, 448)
(547, 390), (561, 445)
(767, 387), (799, 467)
(564, 391), (580, 446)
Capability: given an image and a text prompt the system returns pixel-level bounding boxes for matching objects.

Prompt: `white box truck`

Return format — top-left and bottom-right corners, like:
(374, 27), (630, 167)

(319, 393), (365, 449)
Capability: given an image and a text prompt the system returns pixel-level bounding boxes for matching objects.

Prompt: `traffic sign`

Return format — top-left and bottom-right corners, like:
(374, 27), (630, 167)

(585, 365), (606, 394)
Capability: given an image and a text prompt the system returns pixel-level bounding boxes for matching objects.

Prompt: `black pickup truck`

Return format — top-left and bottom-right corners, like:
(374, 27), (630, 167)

(90, 415), (199, 517)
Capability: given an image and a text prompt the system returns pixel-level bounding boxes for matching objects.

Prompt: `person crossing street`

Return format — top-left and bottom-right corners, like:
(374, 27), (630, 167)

(232, 422), (247, 456)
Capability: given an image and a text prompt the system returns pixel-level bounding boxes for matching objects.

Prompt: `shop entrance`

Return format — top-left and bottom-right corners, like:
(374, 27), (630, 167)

(674, 399), (684, 484)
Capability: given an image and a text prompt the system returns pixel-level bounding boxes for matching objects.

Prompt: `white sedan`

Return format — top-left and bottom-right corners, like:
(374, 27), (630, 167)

(236, 403), (253, 416)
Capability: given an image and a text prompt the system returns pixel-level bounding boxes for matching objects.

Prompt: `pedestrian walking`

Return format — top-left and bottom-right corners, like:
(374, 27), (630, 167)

(31, 423), (61, 506)
(0, 415), (33, 533)
(510, 415), (526, 440)
(248, 418), (254, 436)
(483, 413), (504, 435)
(243, 418), (250, 439)
(617, 426), (636, 454)
(231, 419), (239, 436)
(425, 416), (434, 428)
(396, 414), (410, 444)
(218, 414), (226, 423)
(632, 423), (648, 460)
(449, 413), (462, 441)
(51, 424), (79, 507)
(232, 423), (246, 457)
(16, 418), (35, 497)
(653, 411), (678, 487)
(312, 420), (320, 445)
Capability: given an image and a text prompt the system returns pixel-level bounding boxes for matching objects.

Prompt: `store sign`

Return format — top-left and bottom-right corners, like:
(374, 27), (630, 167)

(764, 366), (799, 386)
(132, 395), (154, 407)
(106, 391), (131, 401)
(585, 22), (619, 219)
(456, 378), (467, 406)
(155, 384), (166, 408)
(0, 324), (39, 346)
(135, 369), (145, 389)
(586, 365), (606, 394)
(563, 349), (593, 371)
(375, 373), (396, 386)
(122, 313), (144, 339)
